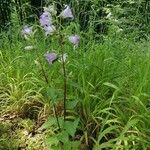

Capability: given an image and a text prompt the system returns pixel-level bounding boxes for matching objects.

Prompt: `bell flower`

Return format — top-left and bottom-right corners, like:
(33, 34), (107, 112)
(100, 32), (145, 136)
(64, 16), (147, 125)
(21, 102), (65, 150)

(59, 5), (74, 19)
(21, 25), (32, 35)
(45, 52), (57, 64)
(21, 25), (34, 40)
(68, 35), (80, 46)
(40, 11), (52, 27)
(44, 25), (56, 36)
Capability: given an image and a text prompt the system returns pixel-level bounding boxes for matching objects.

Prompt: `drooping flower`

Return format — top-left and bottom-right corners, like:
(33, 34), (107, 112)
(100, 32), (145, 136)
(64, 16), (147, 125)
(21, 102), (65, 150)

(21, 25), (33, 40)
(44, 25), (56, 36)
(40, 11), (52, 27)
(59, 5), (74, 19)
(69, 35), (80, 46)
(45, 52), (57, 64)
(39, 10), (56, 36)
(21, 25), (32, 35)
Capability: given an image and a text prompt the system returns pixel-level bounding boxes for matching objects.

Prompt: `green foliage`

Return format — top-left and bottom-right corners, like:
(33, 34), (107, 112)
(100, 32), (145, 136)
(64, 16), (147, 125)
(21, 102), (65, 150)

(1, 28), (150, 148)
(1, 0), (150, 38)
(0, 1), (150, 149)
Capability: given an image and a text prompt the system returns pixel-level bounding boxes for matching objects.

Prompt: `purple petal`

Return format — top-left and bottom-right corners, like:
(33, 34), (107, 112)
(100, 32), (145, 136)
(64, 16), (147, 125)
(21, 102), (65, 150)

(69, 35), (80, 45)
(40, 11), (52, 26)
(44, 25), (56, 36)
(21, 25), (32, 35)
(45, 52), (57, 64)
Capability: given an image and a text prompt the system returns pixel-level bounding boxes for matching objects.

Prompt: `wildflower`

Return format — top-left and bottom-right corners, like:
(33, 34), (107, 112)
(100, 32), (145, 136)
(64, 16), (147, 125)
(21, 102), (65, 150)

(21, 25), (32, 35)
(45, 52), (57, 64)
(44, 25), (56, 36)
(59, 5), (74, 19)
(69, 35), (80, 46)
(24, 45), (34, 50)
(40, 11), (52, 27)
(40, 11), (56, 36)
(21, 25), (33, 39)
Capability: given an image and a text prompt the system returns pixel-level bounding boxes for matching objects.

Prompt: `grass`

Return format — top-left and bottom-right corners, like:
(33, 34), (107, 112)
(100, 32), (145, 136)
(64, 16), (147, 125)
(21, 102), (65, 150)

(0, 25), (150, 149)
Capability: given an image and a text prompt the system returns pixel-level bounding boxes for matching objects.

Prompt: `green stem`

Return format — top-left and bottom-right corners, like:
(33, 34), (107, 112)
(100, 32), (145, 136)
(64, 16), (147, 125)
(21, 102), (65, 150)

(35, 49), (61, 130)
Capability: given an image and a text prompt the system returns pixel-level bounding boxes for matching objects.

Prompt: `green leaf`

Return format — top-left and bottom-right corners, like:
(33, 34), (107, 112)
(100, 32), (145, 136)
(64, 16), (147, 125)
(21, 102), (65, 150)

(98, 125), (119, 142)
(57, 131), (69, 143)
(64, 118), (80, 137)
(119, 117), (139, 139)
(67, 80), (83, 92)
(40, 116), (57, 130)
(51, 145), (61, 150)
(61, 140), (80, 150)
(63, 142), (72, 150)
(66, 100), (79, 110)
(70, 141), (80, 150)
(103, 82), (120, 91)
(47, 87), (57, 101)
(47, 87), (63, 102)
(46, 136), (59, 146)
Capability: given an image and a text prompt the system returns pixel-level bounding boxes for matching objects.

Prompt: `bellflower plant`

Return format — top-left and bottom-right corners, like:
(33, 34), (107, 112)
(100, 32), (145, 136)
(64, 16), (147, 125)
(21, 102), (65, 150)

(21, 4), (81, 140)
(59, 5), (74, 19)
(20, 3), (82, 148)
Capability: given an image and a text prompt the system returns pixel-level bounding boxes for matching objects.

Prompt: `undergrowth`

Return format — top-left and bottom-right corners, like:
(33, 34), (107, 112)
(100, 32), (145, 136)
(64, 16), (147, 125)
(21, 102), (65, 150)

(0, 1), (150, 149)
(0, 27), (150, 149)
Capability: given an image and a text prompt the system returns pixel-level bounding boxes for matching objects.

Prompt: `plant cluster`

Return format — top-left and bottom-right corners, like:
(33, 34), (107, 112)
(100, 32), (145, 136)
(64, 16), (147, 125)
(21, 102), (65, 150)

(0, 1), (150, 150)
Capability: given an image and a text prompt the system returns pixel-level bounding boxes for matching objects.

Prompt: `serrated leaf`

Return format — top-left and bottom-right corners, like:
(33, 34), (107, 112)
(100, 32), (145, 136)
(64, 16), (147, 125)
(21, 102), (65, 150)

(57, 131), (69, 143)
(64, 118), (80, 137)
